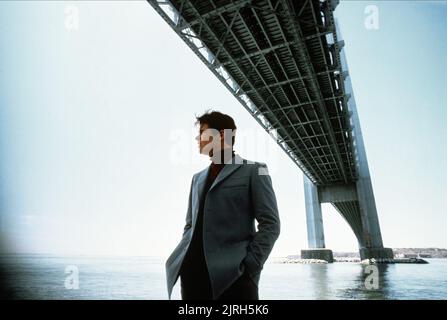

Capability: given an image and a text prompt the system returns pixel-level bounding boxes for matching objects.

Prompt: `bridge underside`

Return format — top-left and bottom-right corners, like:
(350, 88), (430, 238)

(148, 0), (393, 261)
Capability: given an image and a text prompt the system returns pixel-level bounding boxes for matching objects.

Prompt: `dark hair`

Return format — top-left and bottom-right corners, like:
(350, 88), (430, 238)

(195, 109), (237, 146)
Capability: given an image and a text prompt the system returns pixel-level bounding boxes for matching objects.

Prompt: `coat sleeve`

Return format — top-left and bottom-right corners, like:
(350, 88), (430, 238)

(182, 175), (194, 237)
(243, 162), (281, 276)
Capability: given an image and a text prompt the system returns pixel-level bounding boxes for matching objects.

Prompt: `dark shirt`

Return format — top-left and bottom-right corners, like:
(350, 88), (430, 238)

(209, 147), (235, 177)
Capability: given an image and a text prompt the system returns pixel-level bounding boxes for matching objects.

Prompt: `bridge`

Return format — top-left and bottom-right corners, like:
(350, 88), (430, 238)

(148, 0), (394, 261)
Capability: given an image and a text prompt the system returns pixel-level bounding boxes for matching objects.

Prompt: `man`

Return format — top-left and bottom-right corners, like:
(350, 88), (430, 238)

(165, 110), (280, 300)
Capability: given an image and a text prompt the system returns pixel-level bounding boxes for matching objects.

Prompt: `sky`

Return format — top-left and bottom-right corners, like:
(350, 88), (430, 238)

(0, 1), (446, 257)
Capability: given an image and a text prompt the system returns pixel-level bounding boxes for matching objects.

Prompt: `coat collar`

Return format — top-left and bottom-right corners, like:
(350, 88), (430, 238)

(196, 153), (245, 194)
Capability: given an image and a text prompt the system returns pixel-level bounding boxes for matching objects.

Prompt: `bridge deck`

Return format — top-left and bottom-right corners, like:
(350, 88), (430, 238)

(149, 0), (356, 186)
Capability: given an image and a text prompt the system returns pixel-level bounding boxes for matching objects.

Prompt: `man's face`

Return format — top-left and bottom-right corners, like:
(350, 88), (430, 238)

(196, 123), (220, 156)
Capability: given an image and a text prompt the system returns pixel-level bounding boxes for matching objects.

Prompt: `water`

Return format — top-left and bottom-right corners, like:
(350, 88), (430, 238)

(1, 254), (446, 299)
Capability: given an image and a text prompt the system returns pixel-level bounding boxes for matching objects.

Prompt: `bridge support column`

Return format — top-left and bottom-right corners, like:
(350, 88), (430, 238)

(343, 67), (394, 260)
(341, 38), (394, 261)
(301, 175), (333, 263)
(355, 170), (394, 260)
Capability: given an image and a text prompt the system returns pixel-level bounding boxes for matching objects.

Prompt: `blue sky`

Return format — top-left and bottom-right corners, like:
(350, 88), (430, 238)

(0, 1), (446, 257)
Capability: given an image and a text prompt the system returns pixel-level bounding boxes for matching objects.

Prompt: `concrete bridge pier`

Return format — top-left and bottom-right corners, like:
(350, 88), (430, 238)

(301, 170), (394, 262)
(301, 175), (334, 263)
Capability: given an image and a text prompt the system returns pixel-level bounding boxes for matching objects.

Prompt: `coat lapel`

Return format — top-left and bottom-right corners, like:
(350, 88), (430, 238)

(195, 166), (210, 206)
(209, 153), (244, 192)
(192, 154), (245, 224)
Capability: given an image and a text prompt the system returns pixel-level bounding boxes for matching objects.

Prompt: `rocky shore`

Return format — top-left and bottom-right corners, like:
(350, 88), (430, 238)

(274, 256), (429, 264)
(273, 257), (328, 264)
(274, 248), (445, 264)
(360, 257), (429, 264)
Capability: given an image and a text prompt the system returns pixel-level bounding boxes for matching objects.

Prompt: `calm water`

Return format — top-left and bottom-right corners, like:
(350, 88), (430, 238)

(0, 255), (446, 299)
